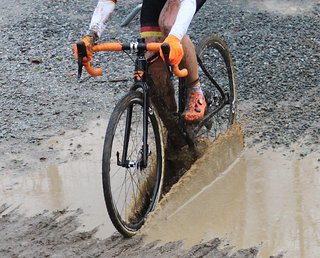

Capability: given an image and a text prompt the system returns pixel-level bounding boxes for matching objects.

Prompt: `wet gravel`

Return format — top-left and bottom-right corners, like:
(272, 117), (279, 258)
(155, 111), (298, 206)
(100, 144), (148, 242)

(190, 0), (320, 154)
(0, 0), (319, 257)
(0, 0), (319, 159)
(0, 205), (261, 258)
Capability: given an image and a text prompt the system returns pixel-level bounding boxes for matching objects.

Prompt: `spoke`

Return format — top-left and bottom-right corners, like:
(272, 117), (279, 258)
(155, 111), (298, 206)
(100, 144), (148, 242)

(128, 168), (145, 200)
(129, 169), (138, 220)
(115, 168), (127, 216)
(103, 92), (163, 235)
(123, 168), (128, 220)
(128, 106), (142, 159)
(110, 159), (124, 180)
(111, 167), (134, 200)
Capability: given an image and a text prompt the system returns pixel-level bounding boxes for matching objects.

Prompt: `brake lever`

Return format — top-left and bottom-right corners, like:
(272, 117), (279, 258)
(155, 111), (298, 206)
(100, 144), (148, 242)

(76, 42), (87, 79)
(161, 43), (173, 78)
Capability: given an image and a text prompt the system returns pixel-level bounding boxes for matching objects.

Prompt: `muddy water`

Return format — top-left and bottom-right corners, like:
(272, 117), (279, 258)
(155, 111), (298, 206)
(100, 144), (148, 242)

(1, 121), (319, 257)
(0, 161), (115, 237)
(142, 146), (320, 257)
(0, 120), (116, 238)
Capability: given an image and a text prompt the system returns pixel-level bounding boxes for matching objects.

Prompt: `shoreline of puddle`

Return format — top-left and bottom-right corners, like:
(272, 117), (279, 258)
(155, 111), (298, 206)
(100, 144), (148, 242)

(1, 120), (319, 257)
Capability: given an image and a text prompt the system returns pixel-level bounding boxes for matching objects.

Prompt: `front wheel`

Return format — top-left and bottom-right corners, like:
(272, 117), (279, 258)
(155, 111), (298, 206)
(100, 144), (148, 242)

(196, 35), (237, 140)
(102, 91), (164, 237)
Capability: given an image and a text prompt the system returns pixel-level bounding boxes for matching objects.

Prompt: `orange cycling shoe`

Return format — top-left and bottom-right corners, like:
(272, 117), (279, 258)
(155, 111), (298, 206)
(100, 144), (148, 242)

(182, 86), (207, 122)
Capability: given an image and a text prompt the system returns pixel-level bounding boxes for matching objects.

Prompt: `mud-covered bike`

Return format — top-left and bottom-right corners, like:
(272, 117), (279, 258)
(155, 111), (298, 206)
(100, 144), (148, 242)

(76, 34), (236, 237)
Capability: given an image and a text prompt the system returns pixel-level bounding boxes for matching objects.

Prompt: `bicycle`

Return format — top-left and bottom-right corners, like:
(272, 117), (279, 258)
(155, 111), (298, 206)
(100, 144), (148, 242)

(75, 34), (237, 237)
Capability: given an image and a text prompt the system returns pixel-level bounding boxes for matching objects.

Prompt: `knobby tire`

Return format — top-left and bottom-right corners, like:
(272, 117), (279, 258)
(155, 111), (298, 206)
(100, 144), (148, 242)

(196, 34), (237, 139)
(102, 91), (164, 237)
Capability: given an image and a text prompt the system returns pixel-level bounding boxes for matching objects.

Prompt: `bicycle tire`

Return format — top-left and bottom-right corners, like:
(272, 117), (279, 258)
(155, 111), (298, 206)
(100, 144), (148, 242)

(102, 90), (164, 237)
(196, 35), (237, 139)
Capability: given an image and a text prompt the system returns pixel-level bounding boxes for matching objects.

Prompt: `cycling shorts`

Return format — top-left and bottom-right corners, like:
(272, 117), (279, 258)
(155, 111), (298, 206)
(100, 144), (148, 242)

(140, 0), (206, 38)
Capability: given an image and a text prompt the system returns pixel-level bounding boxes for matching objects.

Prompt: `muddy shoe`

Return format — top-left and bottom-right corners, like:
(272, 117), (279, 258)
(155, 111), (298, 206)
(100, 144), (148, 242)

(182, 86), (207, 122)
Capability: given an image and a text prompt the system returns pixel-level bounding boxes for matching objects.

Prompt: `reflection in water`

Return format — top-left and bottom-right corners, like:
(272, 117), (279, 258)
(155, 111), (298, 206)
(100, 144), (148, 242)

(0, 123), (243, 241)
(47, 166), (63, 209)
(0, 159), (115, 238)
(142, 150), (320, 257)
(0, 120), (116, 238)
(1, 119), (319, 257)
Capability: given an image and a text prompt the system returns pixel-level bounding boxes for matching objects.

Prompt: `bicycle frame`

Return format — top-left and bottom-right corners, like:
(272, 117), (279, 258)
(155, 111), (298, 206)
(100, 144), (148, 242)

(131, 40), (150, 169)
(76, 37), (233, 154)
(76, 38), (189, 166)
(193, 54), (232, 132)
(79, 35), (236, 237)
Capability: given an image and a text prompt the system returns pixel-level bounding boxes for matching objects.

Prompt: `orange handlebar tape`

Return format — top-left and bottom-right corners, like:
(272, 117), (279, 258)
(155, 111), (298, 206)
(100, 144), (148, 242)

(84, 62), (103, 76)
(146, 43), (162, 51)
(88, 42), (188, 77)
(92, 43), (123, 52)
(173, 66), (188, 77)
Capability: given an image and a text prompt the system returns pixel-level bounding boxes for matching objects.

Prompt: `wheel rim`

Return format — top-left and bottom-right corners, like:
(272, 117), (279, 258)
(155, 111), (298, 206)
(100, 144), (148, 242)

(103, 96), (162, 235)
(196, 38), (237, 140)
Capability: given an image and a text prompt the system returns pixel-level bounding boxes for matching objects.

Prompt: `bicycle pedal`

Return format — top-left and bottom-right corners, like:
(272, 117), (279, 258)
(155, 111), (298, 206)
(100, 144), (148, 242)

(204, 119), (213, 130)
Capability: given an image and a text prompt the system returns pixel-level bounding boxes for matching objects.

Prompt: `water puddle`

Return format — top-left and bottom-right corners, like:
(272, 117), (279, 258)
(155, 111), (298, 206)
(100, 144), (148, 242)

(0, 120), (115, 238)
(1, 120), (319, 257)
(142, 147), (320, 257)
(0, 122), (244, 240)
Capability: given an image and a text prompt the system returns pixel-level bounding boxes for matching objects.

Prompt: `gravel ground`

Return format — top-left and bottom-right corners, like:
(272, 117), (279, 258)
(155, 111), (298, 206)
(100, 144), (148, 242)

(0, 0), (319, 167)
(0, 205), (260, 258)
(0, 0), (319, 257)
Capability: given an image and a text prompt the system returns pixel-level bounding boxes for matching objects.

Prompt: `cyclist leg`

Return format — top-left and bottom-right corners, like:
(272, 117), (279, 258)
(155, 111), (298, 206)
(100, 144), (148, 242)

(141, 0), (206, 119)
(141, 0), (177, 112)
(159, 1), (199, 88)
(145, 38), (177, 112)
(159, 0), (207, 121)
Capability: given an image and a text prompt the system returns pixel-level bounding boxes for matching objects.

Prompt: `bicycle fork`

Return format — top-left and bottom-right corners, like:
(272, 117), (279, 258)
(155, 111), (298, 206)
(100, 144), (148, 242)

(118, 40), (150, 170)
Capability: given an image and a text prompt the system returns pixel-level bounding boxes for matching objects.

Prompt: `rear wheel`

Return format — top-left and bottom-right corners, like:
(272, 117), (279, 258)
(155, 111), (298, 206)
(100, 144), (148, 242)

(102, 91), (164, 237)
(196, 35), (237, 140)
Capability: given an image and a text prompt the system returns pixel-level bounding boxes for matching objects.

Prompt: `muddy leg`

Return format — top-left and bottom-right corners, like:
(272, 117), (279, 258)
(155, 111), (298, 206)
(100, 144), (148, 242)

(159, 0), (199, 87)
(145, 45), (177, 112)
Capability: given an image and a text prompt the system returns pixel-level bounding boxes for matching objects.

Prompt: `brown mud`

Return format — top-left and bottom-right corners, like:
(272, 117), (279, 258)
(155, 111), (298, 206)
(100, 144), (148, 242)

(1, 122), (319, 257)
(142, 148), (320, 258)
(0, 123), (244, 240)
(1, 124), (263, 258)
